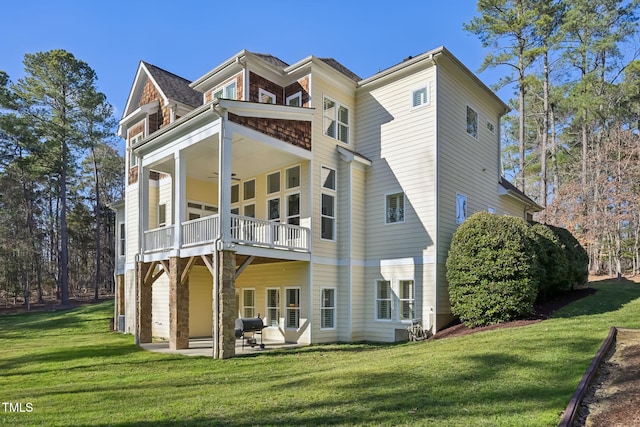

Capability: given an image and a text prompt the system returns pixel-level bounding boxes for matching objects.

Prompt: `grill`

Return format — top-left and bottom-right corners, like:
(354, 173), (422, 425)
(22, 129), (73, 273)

(235, 316), (266, 349)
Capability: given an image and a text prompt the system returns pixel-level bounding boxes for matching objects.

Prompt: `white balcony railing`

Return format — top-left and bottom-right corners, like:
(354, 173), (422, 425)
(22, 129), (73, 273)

(182, 215), (219, 247)
(144, 226), (174, 252)
(143, 214), (310, 253)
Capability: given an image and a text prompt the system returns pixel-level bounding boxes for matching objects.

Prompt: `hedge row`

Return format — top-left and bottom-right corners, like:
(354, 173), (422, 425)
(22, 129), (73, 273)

(446, 212), (588, 328)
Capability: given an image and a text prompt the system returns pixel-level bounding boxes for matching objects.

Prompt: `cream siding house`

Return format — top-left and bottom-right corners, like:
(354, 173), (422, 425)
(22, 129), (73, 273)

(114, 47), (541, 358)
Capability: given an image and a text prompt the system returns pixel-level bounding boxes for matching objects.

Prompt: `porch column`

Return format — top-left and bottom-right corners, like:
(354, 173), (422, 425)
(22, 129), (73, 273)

(218, 129), (233, 246)
(217, 249), (236, 359)
(136, 261), (152, 344)
(169, 257), (189, 350)
(173, 151), (186, 251)
(139, 165), (150, 253)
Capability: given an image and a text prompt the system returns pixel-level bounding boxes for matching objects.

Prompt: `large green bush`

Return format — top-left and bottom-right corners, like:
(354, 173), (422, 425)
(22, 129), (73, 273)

(446, 212), (540, 327)
(546, 224), (589, 286)
(529, 222), (571, 301)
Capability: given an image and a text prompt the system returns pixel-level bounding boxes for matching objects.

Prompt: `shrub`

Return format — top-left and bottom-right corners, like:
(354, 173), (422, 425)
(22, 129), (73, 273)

(529, 222), (571, 301)
(546, 224), (589, 287)
(446, 212), (539, 327)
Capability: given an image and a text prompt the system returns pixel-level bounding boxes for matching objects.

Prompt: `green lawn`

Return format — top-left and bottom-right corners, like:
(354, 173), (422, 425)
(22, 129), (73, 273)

(1, 280), (639, 427)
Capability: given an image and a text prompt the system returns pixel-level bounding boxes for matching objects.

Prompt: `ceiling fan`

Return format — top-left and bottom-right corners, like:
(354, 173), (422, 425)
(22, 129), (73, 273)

(208, 172), (240, 181)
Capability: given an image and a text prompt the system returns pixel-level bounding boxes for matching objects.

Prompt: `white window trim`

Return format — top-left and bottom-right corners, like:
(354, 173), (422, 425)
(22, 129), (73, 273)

(320, 287), (336, 330)
(242, 288), (256, 319)
(266, 170), (281, 195)
(266, 196), (281, 222)
(243, 178), (256, 202)
(320, 165), (337, 242)
(397, 278), (416, 322)
(285, 287), (301, 329)
(411, 86), (429, 109)
(456, 193), (468, 224)
(323, 95), (349, 144)
(128, 132), (143, 168)
(118, 222), (125, 258)
(375, 279), (393, 322)
(466, 105), (479, 140)
(285, 164), (301, 190)
(486, 120), (496, 134)
(286, 91), (302, 107)
(158, 203), (167, 227)
(265, 288), (281, 328)
(213, 80), (237, 101)
(258, 88), (276, 104)
(385, 192), (405, 225)
(187, 200), (218, 219)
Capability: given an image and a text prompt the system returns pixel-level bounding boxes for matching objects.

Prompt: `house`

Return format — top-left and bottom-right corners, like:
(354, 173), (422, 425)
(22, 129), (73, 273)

(113, 46), (541, 358)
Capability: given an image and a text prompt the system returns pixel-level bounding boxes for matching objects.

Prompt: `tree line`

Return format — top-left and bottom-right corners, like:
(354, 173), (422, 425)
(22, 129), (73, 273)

(466, 0), (640, 276)
(0, 50), (123, 307)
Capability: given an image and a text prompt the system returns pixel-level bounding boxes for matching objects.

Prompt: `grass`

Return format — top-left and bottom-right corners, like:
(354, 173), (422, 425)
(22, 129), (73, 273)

(1, 280), (639, 426)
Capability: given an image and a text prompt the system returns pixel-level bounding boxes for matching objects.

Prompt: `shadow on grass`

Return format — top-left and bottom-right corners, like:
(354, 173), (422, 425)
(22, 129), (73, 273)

(551, 282), (640, 319)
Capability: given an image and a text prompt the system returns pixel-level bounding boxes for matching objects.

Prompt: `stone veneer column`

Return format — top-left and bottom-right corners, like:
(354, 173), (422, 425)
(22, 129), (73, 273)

(169, 257), (189, 350)
(218, 250), (236, 359)
(137, 262), (152, 344)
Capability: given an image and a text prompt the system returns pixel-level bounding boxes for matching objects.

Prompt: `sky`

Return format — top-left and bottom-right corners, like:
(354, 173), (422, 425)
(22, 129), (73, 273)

(0, 0), (510, 144)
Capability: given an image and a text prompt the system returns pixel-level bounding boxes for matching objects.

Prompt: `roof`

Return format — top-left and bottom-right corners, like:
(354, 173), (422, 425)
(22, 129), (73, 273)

(319, 58), (362, 81)
(142, 62), (202, 108)
(252, 53), (289, 69)
(499, 176), (544, 212)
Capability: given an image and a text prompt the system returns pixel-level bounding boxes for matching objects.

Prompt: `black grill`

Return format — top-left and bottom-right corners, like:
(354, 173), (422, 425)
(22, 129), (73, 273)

(235, 316), (266, 349)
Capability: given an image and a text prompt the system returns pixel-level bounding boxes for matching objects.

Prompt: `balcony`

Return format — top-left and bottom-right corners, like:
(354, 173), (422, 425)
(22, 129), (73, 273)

(143, 214), (310, 258)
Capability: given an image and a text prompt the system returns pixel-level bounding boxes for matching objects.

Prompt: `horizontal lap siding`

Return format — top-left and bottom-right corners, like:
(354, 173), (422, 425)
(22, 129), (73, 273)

(125, 186), (139, 265)
(357, 68), (437, 261)
(235, 261), (310, 344)
(151, 275), (169, 339)
(189, 266), (213, 338)
(436, 56), (505, 318)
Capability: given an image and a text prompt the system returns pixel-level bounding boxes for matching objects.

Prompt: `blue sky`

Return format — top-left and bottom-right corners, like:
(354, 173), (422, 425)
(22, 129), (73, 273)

(1, 1), (509, 125)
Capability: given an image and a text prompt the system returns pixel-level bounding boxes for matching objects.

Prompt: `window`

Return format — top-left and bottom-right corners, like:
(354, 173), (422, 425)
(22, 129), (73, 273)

(267, 171), (280, 194)
(412, 87), (428, 107)
(129, 133), (143, 168)
(259, 88), (276, 104)
(231, 184), (239, 204)
(187, 201), (217, 220)
(286, 165), (300, 189)
(285, 288), (300, 328)
(321, 166), (336, 241)
(376, 280), (392, 320)
(243, 179), (255, 200)
(267, 198), (280, 221)
(323, 96), (349, 143)
(242, 289), (255, 318)
(321, 194), (335, 240)
(321, 166), (336, 191)
(456, 193), (467, 224)
(286, 193), (300, 226)
(119, 223), (125, 257)
(266, 288), (280, 327)
(399, 280), (415, 321)
(158, 204), (166, 227)
(321, 288), (336, 329)
(213, 81), (237, 100)
(386, 193), (405, 224)
(466, 105), (478, 139)
(286, 91), (302, 107)
(486, 120), (495, 134)
(243, 204), (255, 218)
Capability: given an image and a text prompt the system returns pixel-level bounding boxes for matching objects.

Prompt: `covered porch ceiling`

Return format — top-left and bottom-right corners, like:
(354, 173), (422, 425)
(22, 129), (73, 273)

(147, 131), (307, 183)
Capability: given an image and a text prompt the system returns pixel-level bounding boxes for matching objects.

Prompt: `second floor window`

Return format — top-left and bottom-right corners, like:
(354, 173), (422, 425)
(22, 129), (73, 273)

(321, 166), (336, 241)
(323, 96), (349, 143)
(259, 88), (276, 104)
(213, 81), (237, 100)
(386, 193), (405, 224)
(466, 105), (478, 139)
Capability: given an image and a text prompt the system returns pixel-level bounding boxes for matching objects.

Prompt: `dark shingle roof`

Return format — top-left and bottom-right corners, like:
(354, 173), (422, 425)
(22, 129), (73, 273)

(319, 58), (361, 82)
(252, 53), (289, 70)
(142, 62), (202, 108)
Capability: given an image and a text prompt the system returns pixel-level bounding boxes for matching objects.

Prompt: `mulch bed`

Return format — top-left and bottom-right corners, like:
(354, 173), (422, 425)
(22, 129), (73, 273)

(432, 287), (598, 340)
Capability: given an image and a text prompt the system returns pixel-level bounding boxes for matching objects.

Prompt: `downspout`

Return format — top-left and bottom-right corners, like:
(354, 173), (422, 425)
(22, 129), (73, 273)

(431, 52), (440, 335)
(346, 160), (353, 341)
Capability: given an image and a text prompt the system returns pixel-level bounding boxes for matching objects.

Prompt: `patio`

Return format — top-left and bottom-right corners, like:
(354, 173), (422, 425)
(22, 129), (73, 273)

(140, 337), (304, 357)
